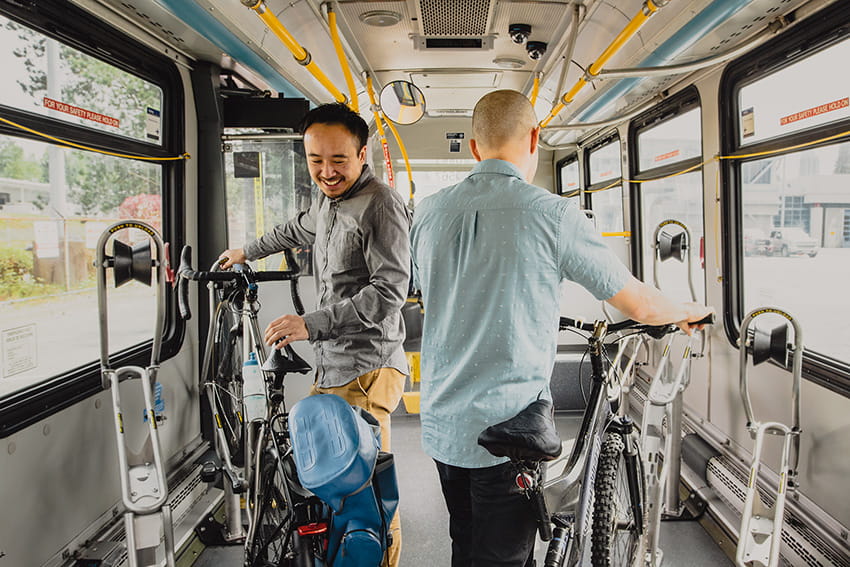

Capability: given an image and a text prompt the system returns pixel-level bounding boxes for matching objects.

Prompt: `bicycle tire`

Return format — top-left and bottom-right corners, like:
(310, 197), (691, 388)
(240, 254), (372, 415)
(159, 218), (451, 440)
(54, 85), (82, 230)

(246, 448), (297, 567)
(209, 296), (246, 466)
(590, 432), (646, 567)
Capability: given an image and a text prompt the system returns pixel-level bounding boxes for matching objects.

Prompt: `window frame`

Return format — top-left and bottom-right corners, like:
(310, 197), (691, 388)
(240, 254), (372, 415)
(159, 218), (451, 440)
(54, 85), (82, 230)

(628, 87), (703, 282)
(555, 153), (580, 196)
(582, 131), (623, 228)
(719, 1), (850, 398)
(0, 0), (186, 437)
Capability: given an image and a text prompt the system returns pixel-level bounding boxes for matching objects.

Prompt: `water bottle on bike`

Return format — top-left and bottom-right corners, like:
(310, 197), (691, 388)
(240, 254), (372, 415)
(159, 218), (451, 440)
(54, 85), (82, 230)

(242, 352), (266, 422)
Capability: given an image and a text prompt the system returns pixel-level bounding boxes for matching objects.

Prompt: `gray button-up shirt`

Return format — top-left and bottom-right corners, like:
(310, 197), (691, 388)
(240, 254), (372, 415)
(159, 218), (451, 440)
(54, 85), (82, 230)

(244, 165), (411, 388)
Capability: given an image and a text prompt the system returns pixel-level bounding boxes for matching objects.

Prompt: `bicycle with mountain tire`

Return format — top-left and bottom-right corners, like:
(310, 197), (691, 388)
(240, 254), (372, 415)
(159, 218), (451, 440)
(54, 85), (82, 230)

(479, 314), (712, 567)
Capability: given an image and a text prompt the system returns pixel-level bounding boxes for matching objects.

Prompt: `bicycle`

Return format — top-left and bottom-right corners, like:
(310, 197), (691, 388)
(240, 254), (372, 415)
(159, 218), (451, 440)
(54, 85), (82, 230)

(479, 314), (712, 567)
(176, 245), (325, 566)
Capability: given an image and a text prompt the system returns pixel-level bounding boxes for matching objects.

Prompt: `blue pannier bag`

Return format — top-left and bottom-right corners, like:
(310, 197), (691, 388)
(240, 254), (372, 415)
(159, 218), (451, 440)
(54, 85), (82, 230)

(289, 393), (399, 566)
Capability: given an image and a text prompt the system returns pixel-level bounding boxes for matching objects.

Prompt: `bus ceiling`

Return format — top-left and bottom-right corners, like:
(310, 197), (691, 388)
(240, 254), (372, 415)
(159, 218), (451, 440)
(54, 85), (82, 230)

(88, 0), (817, 141)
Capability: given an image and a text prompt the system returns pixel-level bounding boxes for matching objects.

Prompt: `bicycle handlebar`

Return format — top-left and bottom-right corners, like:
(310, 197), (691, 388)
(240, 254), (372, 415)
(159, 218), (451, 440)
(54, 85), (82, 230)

(177, 245), (301, 320)
(559, 313), (714, 337)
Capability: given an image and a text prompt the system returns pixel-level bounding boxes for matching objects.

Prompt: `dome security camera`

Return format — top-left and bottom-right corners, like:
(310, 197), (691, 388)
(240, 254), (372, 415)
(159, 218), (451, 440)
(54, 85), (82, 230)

(526, 41), (548, 60)
(508, 23), (532, 44)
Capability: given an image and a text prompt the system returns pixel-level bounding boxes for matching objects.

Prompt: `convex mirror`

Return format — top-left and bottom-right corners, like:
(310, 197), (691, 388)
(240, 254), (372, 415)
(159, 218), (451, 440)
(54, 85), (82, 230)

(379, 80), (426, 125)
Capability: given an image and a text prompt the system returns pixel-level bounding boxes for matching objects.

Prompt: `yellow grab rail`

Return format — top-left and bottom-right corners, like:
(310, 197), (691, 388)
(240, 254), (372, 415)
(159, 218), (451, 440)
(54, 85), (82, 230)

(366, 75), (414, 206)
(540, 0), (666, 128)
(242, 0), (347, 104)
(529, 73), (541, 106)
(328, 5), (359, 111)
(382, 116), (415, 207)
(366, 75), (395, 189)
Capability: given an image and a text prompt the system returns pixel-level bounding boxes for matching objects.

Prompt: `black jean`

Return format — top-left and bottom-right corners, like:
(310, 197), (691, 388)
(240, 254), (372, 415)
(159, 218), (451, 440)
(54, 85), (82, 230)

(435, 460), (537, 567)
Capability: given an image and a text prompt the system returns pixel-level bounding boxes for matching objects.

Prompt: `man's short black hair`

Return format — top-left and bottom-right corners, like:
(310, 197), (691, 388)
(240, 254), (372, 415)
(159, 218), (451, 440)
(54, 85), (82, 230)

(299, 103), (369, 150)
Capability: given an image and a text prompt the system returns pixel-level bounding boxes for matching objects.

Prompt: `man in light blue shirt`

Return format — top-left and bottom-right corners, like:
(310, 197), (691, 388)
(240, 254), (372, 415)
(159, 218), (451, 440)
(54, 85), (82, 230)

(410, 90), (711, 567)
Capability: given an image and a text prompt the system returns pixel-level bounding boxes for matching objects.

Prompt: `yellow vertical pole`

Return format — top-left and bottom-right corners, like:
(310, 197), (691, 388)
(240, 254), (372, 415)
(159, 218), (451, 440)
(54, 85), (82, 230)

(328, 5), (359, 111)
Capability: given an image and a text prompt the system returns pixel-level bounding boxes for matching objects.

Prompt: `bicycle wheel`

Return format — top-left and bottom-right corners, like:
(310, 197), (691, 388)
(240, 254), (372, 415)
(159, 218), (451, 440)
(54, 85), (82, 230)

(590, 432), (646, 567)
(247, 447), (295, 566)
(247, 444), (323, 567)
(208, 297), (245, 466)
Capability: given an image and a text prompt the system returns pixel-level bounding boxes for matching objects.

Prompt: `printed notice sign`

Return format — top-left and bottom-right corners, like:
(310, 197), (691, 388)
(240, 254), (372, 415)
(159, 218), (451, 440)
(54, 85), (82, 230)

(146, 107), (161, 142)
(2, 324), (37, 378)
(742, 107), (755, 138)
(43, 97), (120, 128)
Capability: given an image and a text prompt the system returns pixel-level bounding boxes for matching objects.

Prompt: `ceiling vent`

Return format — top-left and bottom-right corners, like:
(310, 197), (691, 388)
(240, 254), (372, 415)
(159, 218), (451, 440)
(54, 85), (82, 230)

(418, 0), (493, 36)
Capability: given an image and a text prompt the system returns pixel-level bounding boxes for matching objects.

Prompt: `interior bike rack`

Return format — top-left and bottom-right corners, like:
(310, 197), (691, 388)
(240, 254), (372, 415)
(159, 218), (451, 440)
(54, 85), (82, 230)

(601, 302), (649, 420)
(736, 308), (802, 567)
(641, 219), (705, 567)
(96, 221), (176, 567)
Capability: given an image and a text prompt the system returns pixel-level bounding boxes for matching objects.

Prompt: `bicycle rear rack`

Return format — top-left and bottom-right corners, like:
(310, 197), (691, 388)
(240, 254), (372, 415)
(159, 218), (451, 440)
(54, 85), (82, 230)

(736, 307), (803, 567)
(96, 221), (176, 567)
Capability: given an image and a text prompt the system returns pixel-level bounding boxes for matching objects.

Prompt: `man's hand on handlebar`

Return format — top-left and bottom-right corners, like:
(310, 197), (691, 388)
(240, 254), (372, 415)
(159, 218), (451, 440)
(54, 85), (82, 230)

(676, 303), (715, 336)
(219, 248), (247, 269)
(264, 314), (309, 348)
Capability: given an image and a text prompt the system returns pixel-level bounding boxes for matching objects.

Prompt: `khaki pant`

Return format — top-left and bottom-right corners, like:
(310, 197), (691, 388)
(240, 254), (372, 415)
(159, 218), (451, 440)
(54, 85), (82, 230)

(310, 367), (405, 567)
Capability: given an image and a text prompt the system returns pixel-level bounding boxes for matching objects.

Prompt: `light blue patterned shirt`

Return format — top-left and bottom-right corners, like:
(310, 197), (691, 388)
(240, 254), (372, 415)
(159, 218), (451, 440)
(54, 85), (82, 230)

(410, 159), (631, 468)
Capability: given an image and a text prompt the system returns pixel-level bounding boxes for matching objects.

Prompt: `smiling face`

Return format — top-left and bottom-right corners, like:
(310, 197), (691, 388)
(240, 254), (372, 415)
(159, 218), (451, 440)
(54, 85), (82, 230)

(304, 122), (367, 198)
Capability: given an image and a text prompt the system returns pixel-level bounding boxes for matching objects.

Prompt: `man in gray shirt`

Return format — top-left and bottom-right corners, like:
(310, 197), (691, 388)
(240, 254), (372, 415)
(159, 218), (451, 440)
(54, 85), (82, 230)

(220, 103), (410, 565)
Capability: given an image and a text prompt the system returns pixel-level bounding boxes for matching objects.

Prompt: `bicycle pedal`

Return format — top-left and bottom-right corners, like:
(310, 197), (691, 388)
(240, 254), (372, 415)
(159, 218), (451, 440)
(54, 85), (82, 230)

(200, 460), (221, 483)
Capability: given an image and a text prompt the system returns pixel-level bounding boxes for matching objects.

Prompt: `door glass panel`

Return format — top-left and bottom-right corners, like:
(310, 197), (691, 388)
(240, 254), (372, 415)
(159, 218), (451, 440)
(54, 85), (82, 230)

(224, 139), (313, 274)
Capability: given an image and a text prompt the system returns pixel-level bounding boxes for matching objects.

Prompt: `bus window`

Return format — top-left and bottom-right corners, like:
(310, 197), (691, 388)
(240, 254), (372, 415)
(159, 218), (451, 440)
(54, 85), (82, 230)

(395, 165), (471, 203)
(740, 142), (850, 362)
(557, 156), (580, 196)
(738, 40), (850, 147)
(0, 15), (164, 146)
(0, 11), (178, 403)
(633, 106), (705, 303)
(726, 32), (850, 370)
(586, 138), (624, 234)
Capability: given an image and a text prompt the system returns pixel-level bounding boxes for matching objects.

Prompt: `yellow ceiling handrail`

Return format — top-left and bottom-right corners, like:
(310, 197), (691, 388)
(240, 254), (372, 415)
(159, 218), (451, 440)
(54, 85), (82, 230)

(366, 75), (396, 189)
(540, 0), (667, 128)
(328, 4), (359, 111)
(242, 0), (347, 104)
(529, 73), (541, 106)
(366, 75), (414, 208)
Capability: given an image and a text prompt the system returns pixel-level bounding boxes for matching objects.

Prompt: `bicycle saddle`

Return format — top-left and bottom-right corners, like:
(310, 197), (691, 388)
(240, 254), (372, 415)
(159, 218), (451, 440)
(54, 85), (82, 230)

(478, 399), (562, 462)
(262, 344), (312, 376)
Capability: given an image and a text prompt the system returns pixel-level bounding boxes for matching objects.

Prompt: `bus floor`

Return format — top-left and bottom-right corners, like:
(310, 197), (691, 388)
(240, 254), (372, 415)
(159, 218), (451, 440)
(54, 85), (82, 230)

(194, 413), (734, 567)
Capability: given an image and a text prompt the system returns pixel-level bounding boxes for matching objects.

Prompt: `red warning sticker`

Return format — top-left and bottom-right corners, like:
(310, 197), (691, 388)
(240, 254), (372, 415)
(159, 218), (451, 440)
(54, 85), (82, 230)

(43, 97), (120, 128)
(780, 97), (849, 126)
(654, 149), (680, 162)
